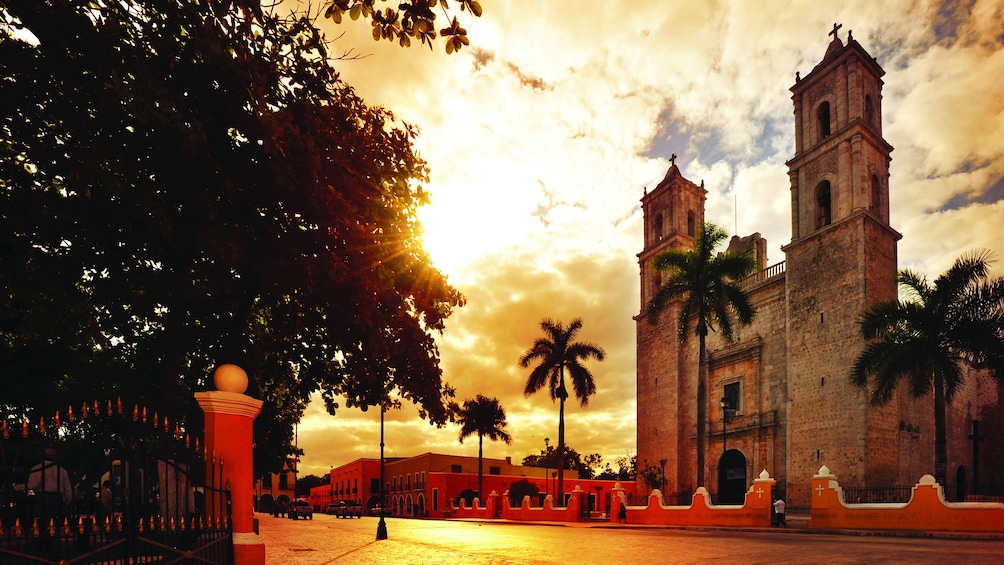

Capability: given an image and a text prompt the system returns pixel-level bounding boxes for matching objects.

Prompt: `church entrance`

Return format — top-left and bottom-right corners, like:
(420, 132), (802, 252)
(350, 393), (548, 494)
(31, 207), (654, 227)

(717, 449), (747, 504)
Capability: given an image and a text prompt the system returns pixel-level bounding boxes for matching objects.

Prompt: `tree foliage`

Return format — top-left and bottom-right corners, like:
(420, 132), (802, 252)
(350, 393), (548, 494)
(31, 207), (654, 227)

(0, 0), (463, 476)
(850, 250), (1004, 483)
(455, 394), (511, 496)
(323, 0), (482, 53)
(519, 318), (605, 502)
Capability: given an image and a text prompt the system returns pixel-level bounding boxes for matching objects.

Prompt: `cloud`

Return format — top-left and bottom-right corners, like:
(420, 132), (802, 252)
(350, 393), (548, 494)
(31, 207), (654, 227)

(293, 0), (1004, 477)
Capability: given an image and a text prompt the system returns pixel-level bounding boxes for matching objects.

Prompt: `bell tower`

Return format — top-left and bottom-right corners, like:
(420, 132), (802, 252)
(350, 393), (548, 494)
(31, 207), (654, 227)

(783, 24), (903, 505)
(636, 155), (707, 498)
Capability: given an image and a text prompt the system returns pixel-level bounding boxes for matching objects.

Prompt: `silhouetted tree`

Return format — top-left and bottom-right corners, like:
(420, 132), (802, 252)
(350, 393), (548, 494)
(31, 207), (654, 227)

(0, 0), (464, 475)
(520, 318), (604, 504)
(456, 394), (512, 497)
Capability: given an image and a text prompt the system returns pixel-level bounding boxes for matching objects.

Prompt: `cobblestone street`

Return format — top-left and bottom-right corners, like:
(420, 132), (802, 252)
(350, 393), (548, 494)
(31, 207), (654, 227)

(255, 512), (1004, 565)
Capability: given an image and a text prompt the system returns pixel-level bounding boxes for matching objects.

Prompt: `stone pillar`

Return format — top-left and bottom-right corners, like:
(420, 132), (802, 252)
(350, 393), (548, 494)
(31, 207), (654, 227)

(195, 364), (265, 565)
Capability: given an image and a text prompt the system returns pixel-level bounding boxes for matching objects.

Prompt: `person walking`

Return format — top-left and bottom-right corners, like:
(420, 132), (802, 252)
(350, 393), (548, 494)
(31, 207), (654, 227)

(772, 498), (786, 527)
(27, 447), (73, 546)
(617, 500), (628, 524)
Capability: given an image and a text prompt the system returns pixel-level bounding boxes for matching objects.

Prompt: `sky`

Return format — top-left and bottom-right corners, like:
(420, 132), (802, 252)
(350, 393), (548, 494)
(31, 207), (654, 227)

(291, 0), (1004, 478)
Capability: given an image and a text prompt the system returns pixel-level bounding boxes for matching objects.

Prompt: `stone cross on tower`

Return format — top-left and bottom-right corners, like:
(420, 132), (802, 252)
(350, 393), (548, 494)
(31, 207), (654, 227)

(829, 22), (842, 40)
(670, 153), (677, 167)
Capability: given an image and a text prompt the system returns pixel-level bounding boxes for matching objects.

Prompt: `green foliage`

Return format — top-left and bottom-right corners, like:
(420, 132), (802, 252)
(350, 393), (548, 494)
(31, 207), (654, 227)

(323, 0), (482, 52)
(0, 0), (463, 477)
(850, 250), (1004, 482)
(646, 222), (756, 488)
(455, 394), (511, 496)
(295, 474), (330, 498)
(639, 465), (663, 491)
(506, 478), (539, 507)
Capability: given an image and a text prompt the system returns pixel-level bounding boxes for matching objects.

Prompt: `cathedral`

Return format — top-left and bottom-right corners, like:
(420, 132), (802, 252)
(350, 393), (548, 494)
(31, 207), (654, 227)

(635, 26), (1001, 509)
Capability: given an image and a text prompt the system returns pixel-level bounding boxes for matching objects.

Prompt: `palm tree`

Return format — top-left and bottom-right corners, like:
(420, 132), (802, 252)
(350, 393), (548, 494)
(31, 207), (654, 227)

(519, 318), (605, 504)
(456, 395), (512, 499)
(850, 251), (1004, 484)
(646, 222), (756, 488)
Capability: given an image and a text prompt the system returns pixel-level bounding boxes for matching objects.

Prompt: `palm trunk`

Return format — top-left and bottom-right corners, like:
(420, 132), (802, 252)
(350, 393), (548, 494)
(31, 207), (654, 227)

(478, 434), (484, 499)
(696, 332), (707, 488)
(557, 395), (566, 505)
(933, 371), (947, 485)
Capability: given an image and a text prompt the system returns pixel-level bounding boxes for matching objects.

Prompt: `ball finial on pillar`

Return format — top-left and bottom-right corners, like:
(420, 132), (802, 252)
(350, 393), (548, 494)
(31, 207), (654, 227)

(213, 364), (249, 394)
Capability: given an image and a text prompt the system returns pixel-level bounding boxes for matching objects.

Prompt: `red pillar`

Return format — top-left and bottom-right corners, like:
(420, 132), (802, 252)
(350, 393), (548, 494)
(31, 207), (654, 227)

(195, 364), (265, 565)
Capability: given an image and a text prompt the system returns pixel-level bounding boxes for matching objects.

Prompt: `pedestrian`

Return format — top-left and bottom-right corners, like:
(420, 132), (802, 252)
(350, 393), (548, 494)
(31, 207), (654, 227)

(617, 500), (627, 524)
(772, 498), (786, 527)
(27, 447), (73, 546)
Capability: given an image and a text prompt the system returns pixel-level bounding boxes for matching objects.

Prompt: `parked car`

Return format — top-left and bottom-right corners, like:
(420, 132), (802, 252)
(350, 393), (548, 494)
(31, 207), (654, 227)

(289, 499), (313, 520)
(323, 502), (340, 515)
(335, 500), (362, 518)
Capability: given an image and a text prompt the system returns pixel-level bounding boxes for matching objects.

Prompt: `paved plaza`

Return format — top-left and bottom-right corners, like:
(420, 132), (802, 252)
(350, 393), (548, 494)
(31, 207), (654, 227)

(255, 512), (1004, 565)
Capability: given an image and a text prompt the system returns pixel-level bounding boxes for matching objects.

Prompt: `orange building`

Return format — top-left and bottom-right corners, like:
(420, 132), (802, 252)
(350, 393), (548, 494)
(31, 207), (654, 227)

(254, 456), (298, 513)
(310, 452), (636, 519)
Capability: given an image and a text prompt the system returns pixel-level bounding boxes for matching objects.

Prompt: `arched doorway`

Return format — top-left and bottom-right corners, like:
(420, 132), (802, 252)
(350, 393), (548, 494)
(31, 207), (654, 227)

(717, 449), (747, 504)
(955, 465), (968, 502)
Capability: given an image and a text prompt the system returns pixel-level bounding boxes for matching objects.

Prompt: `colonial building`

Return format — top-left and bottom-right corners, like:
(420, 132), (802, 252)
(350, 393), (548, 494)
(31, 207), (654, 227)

(636, 26), (1000, 509)
(309, 452), (636, 519)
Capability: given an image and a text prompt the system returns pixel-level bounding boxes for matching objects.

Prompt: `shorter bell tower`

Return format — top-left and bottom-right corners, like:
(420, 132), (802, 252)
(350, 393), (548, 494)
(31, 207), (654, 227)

(636, 155), (707, 498)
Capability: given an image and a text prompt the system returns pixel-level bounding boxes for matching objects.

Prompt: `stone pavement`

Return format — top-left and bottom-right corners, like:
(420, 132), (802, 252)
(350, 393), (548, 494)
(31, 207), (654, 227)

(255, 511), (1004, 565)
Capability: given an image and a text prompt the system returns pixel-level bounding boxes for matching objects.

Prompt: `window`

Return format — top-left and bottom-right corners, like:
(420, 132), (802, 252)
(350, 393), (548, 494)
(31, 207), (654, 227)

(687, 211), (695, 236)
(865, 95), (875, 126)
(815, 181), (831, 228)
(654, 213), (664, 240)
(817, 101), (831, 139)
(489, 466), (501, 475)
(370, 478), (379, 493)
(451, 464), (462, 473)
(263, 474), (272, 488)
(433, 488), (439, 511)
(723, 381), (741, 415)
(279, 472), (288, 489)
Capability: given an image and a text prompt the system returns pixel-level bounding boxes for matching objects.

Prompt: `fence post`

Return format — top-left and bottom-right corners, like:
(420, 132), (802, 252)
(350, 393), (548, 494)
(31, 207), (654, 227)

(195, 364), (265, 565)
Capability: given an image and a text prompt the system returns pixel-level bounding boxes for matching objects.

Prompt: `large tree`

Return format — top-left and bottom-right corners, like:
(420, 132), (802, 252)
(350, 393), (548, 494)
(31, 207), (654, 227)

(646, 222), (756, 489)
(850, 251), (1004, 484)
(0, 0), (464, 476)
(519, 318), (604, 504)
(455, 394), (511, 498)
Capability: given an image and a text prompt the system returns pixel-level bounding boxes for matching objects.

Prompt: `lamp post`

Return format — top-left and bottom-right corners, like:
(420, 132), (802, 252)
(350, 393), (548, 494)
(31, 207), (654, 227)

(543, 437), (550, 498)
(659, 458), (667, 494)
(720, 397), (730, 454)
(376, 403), (388, 540)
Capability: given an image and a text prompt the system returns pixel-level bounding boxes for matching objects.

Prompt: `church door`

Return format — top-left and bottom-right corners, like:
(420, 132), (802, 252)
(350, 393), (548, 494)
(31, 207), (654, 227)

(717, 449), (747, 504)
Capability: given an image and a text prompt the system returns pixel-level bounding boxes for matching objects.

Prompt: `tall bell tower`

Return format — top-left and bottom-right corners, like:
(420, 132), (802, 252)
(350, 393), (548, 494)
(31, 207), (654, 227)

(783, 24), (903, 505)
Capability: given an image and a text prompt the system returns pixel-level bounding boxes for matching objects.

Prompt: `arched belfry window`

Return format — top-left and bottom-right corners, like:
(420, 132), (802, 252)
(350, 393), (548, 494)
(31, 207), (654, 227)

(871, 174), (881, 211)
(654, 213), (664, 241)
(865, 95), (875, 127)
(815, 181), (832, 228)
(817, 101), (831, 140)
(687, 211), (696, 237)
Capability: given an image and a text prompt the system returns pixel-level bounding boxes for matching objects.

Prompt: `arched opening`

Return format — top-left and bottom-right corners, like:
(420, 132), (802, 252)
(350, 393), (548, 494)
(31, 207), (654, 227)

(815, 181), (831, 228)
(817, 101), (831, 139)
(687, 211), (696, 237)
(955, 465), (968, 502)
(865, 95), (875, 126)
(654, 213), (664, 241)
(406, 494), (414, 516)
(717, 449), (747, 504)
(871, 174), (881, 212)
(417, 493), (426, 517)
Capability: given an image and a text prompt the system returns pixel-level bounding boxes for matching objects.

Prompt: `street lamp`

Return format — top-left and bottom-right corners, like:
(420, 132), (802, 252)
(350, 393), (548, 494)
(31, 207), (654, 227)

(720, 397), (730, 454)
(376, 403), (388, 540)
(543, 437), (550, 498)
(659, 458), (667, 494)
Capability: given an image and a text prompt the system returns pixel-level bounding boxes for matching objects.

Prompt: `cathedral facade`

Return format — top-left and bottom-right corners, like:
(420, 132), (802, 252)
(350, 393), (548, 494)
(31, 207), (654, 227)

(635, 28), (999, 509)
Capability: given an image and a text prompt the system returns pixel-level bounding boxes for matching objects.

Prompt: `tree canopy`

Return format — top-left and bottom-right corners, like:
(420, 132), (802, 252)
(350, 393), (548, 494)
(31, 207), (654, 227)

(0, 0), (464, 476)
